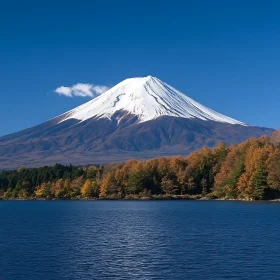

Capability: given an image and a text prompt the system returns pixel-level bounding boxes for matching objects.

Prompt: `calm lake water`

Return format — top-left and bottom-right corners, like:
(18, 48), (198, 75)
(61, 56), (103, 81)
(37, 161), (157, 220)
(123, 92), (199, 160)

(1, 201), (280, 280)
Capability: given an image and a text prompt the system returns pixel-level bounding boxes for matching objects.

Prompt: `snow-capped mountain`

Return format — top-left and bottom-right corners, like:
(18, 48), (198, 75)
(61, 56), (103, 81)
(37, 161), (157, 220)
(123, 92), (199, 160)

(59, 76), (245, 125)
(0, 76), (274, 169)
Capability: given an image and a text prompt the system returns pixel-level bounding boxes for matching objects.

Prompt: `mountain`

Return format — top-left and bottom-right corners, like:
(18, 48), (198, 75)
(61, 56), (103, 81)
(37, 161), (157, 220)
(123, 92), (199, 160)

(58, 76), (245, 125)
(0, 76), (274, 169)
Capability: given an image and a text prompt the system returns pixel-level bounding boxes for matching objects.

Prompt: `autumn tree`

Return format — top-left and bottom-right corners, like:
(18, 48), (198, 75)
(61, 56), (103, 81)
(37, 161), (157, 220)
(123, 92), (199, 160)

(35, 182), (52, 199)
(237, 143), (272, 200)
(267, 150), (280, 191)
(81, 179), (100, 198)
(99, 171), (120, 198)
(161, 176), (178, 195)
(214, 146), (244, 198)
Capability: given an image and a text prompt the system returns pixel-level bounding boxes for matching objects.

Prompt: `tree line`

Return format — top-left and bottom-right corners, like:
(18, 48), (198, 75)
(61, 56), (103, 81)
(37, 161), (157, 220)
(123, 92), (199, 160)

(0, 132), (280, 200)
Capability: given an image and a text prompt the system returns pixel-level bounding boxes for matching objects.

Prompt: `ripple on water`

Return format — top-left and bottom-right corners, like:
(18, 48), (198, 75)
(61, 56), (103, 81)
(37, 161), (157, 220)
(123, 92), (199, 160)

(1, 200), (280, 280)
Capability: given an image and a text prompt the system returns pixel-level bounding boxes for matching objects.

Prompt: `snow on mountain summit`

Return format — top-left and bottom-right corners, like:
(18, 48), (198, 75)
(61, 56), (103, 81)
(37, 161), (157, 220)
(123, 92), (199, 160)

(59, 76), (245, 126)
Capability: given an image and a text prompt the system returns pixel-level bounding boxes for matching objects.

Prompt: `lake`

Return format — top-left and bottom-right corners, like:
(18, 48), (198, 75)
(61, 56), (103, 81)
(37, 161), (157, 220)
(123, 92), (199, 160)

(1, 201), (280, 279)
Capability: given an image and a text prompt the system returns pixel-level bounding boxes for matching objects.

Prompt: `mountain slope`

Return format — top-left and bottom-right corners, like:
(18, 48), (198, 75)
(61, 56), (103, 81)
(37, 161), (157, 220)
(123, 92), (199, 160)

(0, 76), (274, 169)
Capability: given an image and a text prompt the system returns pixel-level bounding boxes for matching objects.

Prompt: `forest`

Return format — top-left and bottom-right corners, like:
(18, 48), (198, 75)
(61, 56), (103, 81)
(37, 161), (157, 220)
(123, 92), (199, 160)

(0, 131), (280, 201)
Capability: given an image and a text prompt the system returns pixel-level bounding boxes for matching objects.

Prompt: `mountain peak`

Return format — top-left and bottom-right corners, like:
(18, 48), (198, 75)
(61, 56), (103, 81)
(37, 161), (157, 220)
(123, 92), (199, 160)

(115, 75), (160, 90)
(125, 75), (156, 81)
(58, 76), (246, 126)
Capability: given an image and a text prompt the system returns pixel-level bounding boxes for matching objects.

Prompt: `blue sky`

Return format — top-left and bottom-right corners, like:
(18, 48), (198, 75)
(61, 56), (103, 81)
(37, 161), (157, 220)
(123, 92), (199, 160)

(1, 0), (279, 136)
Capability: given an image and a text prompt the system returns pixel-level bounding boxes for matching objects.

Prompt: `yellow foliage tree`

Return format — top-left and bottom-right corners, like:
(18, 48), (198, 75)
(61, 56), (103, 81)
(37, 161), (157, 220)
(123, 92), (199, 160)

(81, 179), (92, 198)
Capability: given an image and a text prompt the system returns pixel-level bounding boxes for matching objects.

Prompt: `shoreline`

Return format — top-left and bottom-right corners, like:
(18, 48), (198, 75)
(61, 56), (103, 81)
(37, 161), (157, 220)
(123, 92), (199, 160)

(1, 195), (280, 202)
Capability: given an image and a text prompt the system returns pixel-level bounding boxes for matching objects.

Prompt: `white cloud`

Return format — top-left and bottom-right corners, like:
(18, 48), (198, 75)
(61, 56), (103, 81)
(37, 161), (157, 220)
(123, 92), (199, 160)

(54, 83), (110, 98)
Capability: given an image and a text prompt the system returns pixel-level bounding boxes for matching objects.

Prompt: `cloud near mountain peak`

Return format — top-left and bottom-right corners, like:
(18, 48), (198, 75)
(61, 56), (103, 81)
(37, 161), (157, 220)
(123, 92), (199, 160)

(54, 83), (109, 97)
